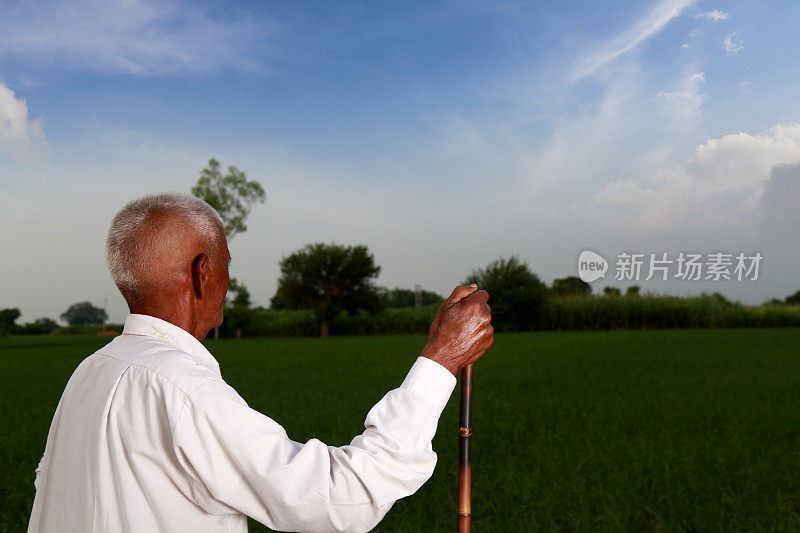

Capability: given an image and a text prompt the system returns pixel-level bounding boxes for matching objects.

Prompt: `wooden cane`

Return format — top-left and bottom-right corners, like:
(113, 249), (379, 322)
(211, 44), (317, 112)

(458, 363), (473, 532)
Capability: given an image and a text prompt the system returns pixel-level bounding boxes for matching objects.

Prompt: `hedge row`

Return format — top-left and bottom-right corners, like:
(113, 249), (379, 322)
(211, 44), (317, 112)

(221, 296), (800, 337)
(540, 295), (800, 331)
(219, 305), (440, 337)
(13, 296), (800, 338)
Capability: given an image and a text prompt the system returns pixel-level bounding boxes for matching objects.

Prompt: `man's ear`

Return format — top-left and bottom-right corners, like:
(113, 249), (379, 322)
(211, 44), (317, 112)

(191, 253), (209, 300)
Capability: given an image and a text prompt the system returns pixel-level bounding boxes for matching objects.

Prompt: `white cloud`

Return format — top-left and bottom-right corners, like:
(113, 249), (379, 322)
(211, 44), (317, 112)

(690, 124), (800, 191)
(0, 0), (279, 75)
(0, 81), (45, 157)
(657, 71), (704, 99)
(681, 43), (690, 49)
(696, 10), (729, 22)
(573, 0), (695, 79)
(723, 33), (744, 55)
(585, 123), (800, 233)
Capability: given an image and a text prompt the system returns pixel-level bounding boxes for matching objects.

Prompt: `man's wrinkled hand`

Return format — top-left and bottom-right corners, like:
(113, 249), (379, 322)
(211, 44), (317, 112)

(420, 284), (494, 375)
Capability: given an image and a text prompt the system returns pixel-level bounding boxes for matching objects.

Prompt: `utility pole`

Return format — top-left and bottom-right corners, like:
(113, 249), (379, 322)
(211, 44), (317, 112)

(414, 284), (422, 309)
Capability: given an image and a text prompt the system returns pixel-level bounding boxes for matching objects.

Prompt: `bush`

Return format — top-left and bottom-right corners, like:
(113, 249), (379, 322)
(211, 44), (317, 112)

(56, 324), (123, 335)
(539, 294), (800, 331)
(218, 305), (441, 338)
(212, 295), (800, 337)
(14, 318), (59, 335)
(247, 309), (319, 337)
(332, 304), (439, 335)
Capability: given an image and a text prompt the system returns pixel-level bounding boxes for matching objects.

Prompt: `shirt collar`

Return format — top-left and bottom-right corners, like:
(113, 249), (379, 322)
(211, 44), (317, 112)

(121, 313), (222, 378)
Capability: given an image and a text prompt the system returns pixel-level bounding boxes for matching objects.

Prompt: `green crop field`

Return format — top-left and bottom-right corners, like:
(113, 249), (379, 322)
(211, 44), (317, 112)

(3, 329), (800, 531)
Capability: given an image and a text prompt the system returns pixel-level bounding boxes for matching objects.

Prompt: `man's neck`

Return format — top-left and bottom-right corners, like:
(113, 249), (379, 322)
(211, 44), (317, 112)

(128, 301), (207, 342)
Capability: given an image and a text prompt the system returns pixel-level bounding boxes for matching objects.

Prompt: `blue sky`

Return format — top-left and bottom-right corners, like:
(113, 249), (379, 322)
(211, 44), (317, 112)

(2, 0), (800, 322)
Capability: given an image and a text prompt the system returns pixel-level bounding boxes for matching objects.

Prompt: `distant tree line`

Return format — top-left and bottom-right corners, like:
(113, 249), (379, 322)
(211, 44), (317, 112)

(4, 158), (799, 337)
(0, 308), (58, 335)
(0, 301), (110, 336)
(765, 289), (800, 306)
(4, 254), (800, 337)
(211, 250), (800, 337)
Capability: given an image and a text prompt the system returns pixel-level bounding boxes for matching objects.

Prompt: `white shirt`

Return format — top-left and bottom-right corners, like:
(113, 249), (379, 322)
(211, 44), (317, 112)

(28, 314), (456, 533)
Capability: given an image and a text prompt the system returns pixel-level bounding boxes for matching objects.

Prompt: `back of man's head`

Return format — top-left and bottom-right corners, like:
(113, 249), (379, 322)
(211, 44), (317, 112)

(106, 193), (225, 304)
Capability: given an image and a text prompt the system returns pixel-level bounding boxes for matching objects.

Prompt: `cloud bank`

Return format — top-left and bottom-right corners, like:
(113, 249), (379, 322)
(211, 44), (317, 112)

(586, 123), (800, 234)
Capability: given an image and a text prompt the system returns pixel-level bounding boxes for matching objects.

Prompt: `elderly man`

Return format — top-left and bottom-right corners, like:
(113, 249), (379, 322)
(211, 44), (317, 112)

(28, 193), (493, 532)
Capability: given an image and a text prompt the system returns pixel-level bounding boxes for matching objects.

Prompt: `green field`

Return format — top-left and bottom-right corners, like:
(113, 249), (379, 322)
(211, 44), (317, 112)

(3, 329), (800, 531)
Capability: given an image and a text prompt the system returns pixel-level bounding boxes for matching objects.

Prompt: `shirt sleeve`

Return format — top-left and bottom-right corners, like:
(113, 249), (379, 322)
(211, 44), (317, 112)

(172, 356), (456, 533)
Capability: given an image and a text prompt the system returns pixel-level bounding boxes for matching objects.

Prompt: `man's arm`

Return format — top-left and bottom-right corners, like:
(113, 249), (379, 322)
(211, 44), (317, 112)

(173, 356), (454, 532)
(173, 285), (492, 532)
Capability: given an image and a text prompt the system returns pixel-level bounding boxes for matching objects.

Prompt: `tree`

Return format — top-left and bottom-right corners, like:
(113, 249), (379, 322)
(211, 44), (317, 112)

(192, 158), (266, 338)
(0, 307), (21, 326)
(18, 318), (59, 335)
(626, 285), (641, 296)
(463, 256), (548, 332)
(0, 307), (21, 335)
(191, 158), (266, 240)
(61, 302), (107, 326)
(785, 289), (800, 305)
(603, 287), (621, 297)
(380, 287), (444, 308)
(552, 276), (591, 297)
(271, 243), (382, 337)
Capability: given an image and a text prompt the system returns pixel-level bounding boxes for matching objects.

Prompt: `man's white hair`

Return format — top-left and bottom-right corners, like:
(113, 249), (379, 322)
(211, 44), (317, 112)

(106, 192), (225, 297)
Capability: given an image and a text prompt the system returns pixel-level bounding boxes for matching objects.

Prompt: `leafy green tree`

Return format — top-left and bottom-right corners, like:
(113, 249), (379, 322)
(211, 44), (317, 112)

(626, 285), (641, 296)
(552, 276), (591, 297)
(785, 289), (800, 305)
(0, 307), (21, 326)
(61, 302), (107, 326)
(192, 158), (265, 337)
(191, 158), (266, 239)
(463, 256), (548, 332)
(271, 243), (382, 337)
(380, 287), (444, 308)
(603, 287), (621, 297)
(0, 307), (21, 335)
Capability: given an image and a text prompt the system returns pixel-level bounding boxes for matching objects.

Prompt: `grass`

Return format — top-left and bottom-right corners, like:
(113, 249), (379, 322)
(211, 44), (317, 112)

(2, 329), (800, 531)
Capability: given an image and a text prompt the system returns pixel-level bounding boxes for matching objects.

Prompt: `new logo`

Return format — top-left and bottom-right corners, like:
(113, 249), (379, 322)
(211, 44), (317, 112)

(577, 250), (608, 283)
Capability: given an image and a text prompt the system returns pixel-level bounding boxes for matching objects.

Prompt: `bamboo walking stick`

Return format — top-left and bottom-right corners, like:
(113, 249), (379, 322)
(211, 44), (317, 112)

(457, 363), (473, 532)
